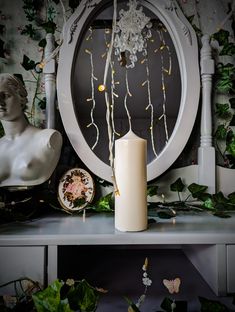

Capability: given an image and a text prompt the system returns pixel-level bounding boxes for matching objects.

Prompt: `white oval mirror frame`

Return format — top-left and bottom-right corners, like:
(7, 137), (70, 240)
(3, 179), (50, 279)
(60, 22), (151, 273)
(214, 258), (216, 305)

(57, 0), (200, 183)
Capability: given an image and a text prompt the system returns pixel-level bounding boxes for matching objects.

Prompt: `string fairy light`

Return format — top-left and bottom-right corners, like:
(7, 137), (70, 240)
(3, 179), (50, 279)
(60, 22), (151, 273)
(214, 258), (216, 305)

(155, 27), (172, 144)
(86, 26), (93, 41)
(110, 60), (121, 143)
(85, 48), (100, 150)
(102, 0), (120, 196)
(103, 28), (120, 143)
(36, 0), (67, 71)
(143, 48), (158, 158)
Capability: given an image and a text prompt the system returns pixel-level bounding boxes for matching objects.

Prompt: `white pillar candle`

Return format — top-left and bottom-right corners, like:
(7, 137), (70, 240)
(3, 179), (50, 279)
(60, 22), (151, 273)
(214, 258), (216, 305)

(114, 130), (147, 232)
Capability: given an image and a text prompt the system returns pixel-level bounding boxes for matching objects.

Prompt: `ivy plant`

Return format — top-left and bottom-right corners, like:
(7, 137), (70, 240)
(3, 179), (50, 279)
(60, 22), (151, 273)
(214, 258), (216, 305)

(19, 0), (80, 125)
(147, 178), (235, 219)
(32, 279), (104, 312)
(211, 26), (235, 168)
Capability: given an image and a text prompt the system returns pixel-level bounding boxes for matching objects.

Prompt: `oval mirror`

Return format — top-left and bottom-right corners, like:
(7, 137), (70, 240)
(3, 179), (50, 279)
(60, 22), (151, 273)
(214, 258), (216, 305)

(57, 0), (200, 183)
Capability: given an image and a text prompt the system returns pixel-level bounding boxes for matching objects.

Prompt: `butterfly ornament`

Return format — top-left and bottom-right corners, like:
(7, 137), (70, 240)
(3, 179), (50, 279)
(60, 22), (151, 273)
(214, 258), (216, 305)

(163, 277), (181, 294)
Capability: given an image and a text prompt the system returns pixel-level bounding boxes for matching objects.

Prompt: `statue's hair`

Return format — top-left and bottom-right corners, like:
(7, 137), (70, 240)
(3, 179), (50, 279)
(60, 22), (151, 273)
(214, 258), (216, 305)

(0, 73), (28, 108)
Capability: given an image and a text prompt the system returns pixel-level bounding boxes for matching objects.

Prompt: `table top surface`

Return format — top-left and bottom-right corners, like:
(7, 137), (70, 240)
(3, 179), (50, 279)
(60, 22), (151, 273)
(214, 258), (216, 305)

(0, 212), (235, 245)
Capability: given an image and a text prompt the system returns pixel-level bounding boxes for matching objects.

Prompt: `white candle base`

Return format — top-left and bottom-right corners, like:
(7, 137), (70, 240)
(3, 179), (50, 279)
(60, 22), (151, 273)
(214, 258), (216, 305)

(114, 130), (147, 232)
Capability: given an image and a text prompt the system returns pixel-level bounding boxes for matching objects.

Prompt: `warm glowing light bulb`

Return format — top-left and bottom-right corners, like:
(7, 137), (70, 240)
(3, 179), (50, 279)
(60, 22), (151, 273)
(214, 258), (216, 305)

(98, 84), (106, 92)
(115, 189), (120, 196)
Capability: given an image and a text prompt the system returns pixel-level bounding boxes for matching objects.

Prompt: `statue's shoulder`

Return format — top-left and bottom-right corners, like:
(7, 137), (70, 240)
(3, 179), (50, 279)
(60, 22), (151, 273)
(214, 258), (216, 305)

(39, 128), (63, 150)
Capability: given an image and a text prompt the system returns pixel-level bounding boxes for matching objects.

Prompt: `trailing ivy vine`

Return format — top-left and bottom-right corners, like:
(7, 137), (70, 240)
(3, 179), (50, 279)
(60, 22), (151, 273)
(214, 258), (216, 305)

(211, 26), (235, 168)
(147, 178), (235, 219)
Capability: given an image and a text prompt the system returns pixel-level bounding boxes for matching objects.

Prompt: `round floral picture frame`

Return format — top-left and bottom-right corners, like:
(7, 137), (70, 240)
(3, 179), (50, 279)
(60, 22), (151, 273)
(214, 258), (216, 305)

(58, 168), (95, 212)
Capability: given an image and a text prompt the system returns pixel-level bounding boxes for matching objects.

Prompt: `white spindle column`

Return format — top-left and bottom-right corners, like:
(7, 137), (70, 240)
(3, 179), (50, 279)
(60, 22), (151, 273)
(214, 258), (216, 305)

(43, 33), (56, 129)
(198, 34), (216, 193)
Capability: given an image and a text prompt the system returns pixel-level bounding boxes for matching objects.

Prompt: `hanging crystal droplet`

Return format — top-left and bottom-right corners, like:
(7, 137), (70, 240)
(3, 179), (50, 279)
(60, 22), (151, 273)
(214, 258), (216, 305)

(114, 0), (152, 68)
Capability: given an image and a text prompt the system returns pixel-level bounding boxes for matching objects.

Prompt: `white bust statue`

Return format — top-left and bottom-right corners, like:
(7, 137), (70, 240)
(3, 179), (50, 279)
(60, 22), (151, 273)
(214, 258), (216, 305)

(0, 73), (62, 187)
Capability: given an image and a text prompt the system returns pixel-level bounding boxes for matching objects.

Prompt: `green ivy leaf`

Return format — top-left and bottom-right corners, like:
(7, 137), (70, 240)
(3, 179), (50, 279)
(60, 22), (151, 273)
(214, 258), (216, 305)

(23, 6), (37, 22)
(41, 21), (57, 34)
(90, 192), (114, 212)
(192, 24), (203, 37)
(219, 42), (235, 56)
(226, 137), (235, 157)
(212, 29), (230, 46)
(21, 54), (36, 71)
(188, 183), (208, 198)
(38, 38), (47, 48)
(212, 191), (228, 204)
(32, 279), (72, 312)
(157, 210), (175, 219)
(215, 63), (235, 94)
(199, 296), (229, 312)
(160, 297), (173, 312)
(47, 6), (57, 22)
(170, 178), (185, 192)
(147, 185), (158, 197)
(71, 279), (100, 312)
(226, 154), (235, 168)
(228, 192), (235, 204)
(185, 15), (202, 36)
(203, 198), (215, 209)
(226, 130), (234, 144)
(38, 97), (46, 110)
(21, 23), (37, 39)
(216, 78), (234, 94)
(215, 103), (232, 119)
(215, 124), (228, 140)
(217, 63), (235, 77)
(22, 0), (43, 22)
(13, 74), (25, 85)
(187, 15), (194, 24)
(196, 192), (212, 202)
(73, 197), (86, 208)
(161, 300), (188, 312)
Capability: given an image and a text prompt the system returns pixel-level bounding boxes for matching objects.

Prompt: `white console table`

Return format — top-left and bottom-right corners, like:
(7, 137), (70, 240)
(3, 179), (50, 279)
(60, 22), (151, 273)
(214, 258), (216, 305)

(0, 212), (235, 297)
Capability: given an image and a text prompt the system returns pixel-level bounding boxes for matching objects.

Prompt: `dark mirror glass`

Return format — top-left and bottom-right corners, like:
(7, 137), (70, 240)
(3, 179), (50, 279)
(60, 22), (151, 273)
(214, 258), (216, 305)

(72, 2), (181, 165)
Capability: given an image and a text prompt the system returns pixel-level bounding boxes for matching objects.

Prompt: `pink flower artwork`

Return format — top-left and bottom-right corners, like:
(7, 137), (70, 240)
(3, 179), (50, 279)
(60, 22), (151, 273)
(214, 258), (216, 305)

(59, 168), (94, 211)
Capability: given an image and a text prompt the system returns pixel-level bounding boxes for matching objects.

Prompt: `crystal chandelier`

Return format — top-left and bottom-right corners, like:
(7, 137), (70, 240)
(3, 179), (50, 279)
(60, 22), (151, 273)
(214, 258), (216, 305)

(114, 0), (152, 68)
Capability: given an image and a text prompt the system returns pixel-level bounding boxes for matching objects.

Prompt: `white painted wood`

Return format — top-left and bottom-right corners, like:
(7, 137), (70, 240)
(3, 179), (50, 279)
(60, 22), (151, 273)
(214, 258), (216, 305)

(44, 33), (56, 129)
(148, 164), (198, 202)
(227, 245), (235, 293)
(47, 245), (58, 284)
(0, 246), (46, 295)
(0, 214), (234, 295)
(183, 245), (227, 296)
(57, 0), (200, 182)
(0, 213), (235, 246)
(216, 166), (235, 196)
(198, 34), (216, 193)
